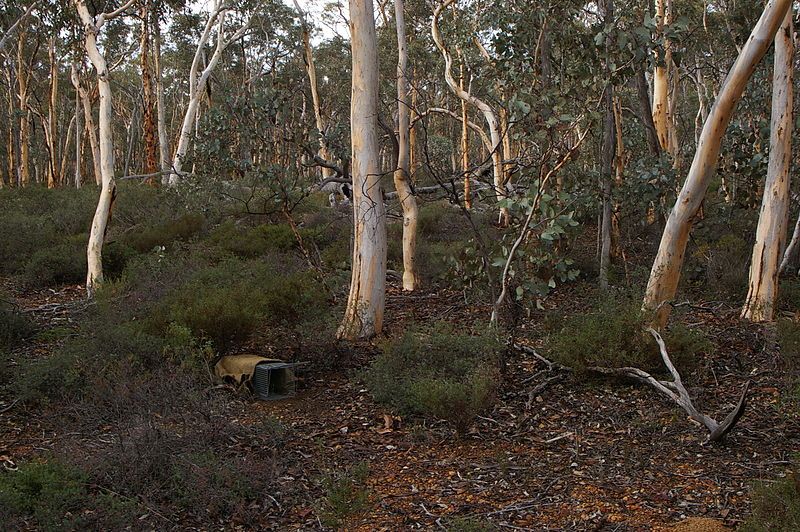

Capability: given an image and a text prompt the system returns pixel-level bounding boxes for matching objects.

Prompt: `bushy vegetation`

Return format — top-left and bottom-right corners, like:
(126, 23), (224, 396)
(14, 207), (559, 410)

(546, 296), (712, 374)
(742, 470), (800, 531)
(363, 322), (503, 433)
(0, 293), (34, 352)
(316, 462), (372, 528)
(0, 459), (136, 530)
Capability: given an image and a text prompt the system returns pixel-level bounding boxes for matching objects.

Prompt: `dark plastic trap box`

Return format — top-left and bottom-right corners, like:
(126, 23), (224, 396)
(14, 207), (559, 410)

(252, 362), (298, 400)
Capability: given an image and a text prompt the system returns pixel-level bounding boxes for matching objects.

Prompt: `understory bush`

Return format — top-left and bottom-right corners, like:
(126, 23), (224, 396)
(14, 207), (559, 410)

(742, 470), (800, 531)
(363, 322), (503, 433)
(0, 293), (34, 352)
(546, 298), (711, 374)
(0, 459), (135, 531)
(316, 462), (371, 528)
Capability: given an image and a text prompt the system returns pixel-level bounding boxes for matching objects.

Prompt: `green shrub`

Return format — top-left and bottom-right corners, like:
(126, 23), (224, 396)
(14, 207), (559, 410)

(546, 298), (710, 374)
(363, 322), (502, 433)
(0, 294), (34, 351)
(742, 472), (800, 531)
(317, 462), (371, 528)
(147, 258), (328, 350)
(121, 213), (205, 253)
(0, 460), (87, 531)
(15, 323), (165, 405)
(169, 450), (264, 519)
(23, 236), (87, 287)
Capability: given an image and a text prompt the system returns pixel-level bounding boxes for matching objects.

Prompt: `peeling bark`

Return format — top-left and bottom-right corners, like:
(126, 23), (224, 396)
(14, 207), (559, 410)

(338, 0), (387, 340)
(643, 0), (793, 327)
(742, 11), (793, 322)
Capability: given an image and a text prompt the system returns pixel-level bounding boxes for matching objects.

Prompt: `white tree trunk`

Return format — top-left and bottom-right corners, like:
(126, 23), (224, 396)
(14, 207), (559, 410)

(393, 0), (419, 291)
(153, 19), (170, 173)
(742, 11), (793, 322)
(75, 0), (136, 297)
(432, 0), (507, 225)
(642, 0), (792, 327)
(170, 4), (248, 184)
(652, 0), (674, 154)
(338, 0), (387, 340)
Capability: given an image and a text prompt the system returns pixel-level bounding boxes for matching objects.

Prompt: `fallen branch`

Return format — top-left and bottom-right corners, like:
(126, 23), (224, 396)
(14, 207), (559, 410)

(512, 329), (750, 443)
(591, 328), (749, 443)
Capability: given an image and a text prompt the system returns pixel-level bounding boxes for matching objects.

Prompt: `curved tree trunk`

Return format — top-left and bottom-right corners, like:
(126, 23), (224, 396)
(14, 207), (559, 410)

(393, 0), (419, 291)
(432, 0), (507, 226)
(75, 0), (136, 297)
(337, 0), (387, 340)
(293, 0), (335, 186)
(742, 11), (793, 322)
(170, 4), (248, 184)
(642, 0), (793, 327)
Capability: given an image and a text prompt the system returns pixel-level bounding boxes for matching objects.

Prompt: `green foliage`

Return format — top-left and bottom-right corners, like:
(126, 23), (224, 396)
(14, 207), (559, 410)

(0, 461), (85, 530)
(120, 213), (205, 253)
(169, 450), (264, 519)
(0, 460), (134, 531)
(546, 297), (711, 374)
(208, 221), (297, 257)
(317, 462), (371, 528)
(147, 258), (328, 351)
(363, 322), (502, 433)
(0, 294), (34, 352)
(742, 472), (800, 532)
(23, 235), (87, 287)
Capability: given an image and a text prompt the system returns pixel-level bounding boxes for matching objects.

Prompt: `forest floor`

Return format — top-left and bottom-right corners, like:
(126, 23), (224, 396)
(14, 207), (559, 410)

(2, 277), (799, 531)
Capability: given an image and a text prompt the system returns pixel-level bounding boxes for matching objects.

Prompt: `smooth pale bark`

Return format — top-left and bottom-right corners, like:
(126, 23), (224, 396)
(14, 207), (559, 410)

(781, 213), (800, 275)
(74, 79), (81, 187)
(409, 83), (418, 175)
(75, 0), (136, 297)
(643, 0), (792, 327)
(71, 65), (102, 186)
(59, 116), (74, 187)
(432, 0), (507, 225)
(4, 65), (16, 186)
(652, 0), (673, 153)
(47, 38), (59, 188)
(636, 67), (661, 157)
(140, 1), (158, 178)
(17, 35), (30, 186)
(170, 3), (248, 183)
(460, 65), (470, 209)
(742, 12), (793, 322)
(393, 0), (419, 291)
(338, 0), (387, 340)
(153, 19), (170, 172)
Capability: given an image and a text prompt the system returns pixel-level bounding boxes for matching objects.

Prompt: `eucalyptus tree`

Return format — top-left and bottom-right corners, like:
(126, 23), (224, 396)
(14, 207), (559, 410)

(642, 0), (792, 327)
(338, 0), (387, 340)
(74, 0), (137, 297)
(741, 10), (793, 322)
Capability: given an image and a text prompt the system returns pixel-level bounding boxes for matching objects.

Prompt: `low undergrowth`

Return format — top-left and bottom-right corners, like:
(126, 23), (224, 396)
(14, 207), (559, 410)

(545, 296), (711, 375)
(363, 322), (503, 434)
